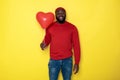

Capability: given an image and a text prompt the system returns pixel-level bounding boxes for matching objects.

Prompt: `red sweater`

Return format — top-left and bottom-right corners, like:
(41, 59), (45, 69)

(43, 21), (80, 64)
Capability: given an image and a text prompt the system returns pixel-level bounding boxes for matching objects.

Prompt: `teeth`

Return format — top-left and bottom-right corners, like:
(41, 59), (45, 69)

(60, 17), (63, 18)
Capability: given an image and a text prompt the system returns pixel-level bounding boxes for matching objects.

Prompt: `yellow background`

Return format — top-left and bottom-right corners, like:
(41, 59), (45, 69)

(0, 0), (120, 80)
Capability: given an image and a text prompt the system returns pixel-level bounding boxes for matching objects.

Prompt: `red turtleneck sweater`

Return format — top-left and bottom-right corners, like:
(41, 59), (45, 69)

(43, 21), (80, 64)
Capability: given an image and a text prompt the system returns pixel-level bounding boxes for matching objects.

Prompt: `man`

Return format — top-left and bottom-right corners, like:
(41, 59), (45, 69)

(40, 7), (81, 80)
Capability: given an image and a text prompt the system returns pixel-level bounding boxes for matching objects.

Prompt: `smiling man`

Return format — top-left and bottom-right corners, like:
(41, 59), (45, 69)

(40, 7), (81, 80)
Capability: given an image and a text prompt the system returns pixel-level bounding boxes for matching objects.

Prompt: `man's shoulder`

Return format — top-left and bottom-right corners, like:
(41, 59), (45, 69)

(46, 22), (56, 30)
(66, 21), (74, 26)
(66, 21), (77, 30)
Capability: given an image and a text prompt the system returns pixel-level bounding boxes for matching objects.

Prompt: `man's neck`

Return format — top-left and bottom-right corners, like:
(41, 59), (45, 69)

(57, 21), (66, 24)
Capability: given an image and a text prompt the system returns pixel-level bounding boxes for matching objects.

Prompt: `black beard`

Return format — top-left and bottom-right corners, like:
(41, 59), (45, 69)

(56, 17), (66, 24)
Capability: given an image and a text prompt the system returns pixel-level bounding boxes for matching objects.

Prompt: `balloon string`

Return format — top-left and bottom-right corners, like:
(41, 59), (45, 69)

(43, 28), (46, 43)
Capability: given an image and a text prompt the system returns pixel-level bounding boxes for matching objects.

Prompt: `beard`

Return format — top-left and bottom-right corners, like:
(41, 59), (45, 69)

(56, 16), (66, 24)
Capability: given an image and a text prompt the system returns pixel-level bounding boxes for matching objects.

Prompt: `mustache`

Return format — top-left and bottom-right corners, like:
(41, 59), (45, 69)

(56, 16), (66, 20)
(56, 18), (66, 23)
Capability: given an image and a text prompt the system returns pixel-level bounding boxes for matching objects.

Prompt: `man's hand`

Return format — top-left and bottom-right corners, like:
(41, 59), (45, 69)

(40, 42), (46, 50)
(73, 64), (79, 74)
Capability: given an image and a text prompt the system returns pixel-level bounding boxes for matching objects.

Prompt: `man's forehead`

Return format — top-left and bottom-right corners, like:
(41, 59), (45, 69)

(55, 7), (66, 13)
(56, 9), (65, 13)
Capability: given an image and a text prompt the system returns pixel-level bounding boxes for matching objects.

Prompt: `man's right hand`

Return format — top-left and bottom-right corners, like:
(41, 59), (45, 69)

(40, 42), (46, 50)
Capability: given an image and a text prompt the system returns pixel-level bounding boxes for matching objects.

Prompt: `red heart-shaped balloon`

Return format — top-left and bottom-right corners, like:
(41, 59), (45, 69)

(36, 12), (54, 29)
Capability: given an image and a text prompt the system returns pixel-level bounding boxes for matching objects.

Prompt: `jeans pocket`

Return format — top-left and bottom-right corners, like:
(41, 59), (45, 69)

(68, 57), (72, 64)
(48, 59), (55, 68)
(48, 60), (51, 67)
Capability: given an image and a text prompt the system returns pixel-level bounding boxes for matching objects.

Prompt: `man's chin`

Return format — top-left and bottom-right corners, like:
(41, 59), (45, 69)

(58, 21), (65, 23)
(57, 19), (65, 23)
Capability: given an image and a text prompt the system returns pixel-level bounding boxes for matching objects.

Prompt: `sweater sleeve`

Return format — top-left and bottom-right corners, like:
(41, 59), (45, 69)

(72, 26), (81, 64)
(43, 28), (51, 46)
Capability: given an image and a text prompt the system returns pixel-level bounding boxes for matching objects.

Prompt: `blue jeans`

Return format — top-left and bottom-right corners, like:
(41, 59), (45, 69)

(48, 57), (73, 80)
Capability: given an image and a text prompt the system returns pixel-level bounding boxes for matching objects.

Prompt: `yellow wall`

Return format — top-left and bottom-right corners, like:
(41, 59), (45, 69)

(0, 0), (120, 80)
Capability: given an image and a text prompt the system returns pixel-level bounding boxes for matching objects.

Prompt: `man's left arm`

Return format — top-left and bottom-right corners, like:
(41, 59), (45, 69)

(72, 26), (81, 74)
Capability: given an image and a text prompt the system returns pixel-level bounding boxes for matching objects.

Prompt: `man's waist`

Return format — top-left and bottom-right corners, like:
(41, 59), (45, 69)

(50, 51), (72, 60)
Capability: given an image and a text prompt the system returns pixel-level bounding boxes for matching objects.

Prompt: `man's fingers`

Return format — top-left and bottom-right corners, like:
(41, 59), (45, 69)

(73, 64), (79, 74)
(74, 68), (77, 74)
(74, 68), (78, 74)
(40, 43), (46, 50)
(73, 67), (78, 74)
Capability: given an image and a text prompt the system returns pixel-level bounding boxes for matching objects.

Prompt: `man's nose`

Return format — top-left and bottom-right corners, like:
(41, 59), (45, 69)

(59, 14), (64, 17)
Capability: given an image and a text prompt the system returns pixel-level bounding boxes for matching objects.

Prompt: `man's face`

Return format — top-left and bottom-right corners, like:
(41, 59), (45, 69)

(55, 9), (66, 23)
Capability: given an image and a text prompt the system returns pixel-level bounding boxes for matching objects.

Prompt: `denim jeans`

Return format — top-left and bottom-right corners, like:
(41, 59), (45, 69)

(48, 57), (73, 80)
